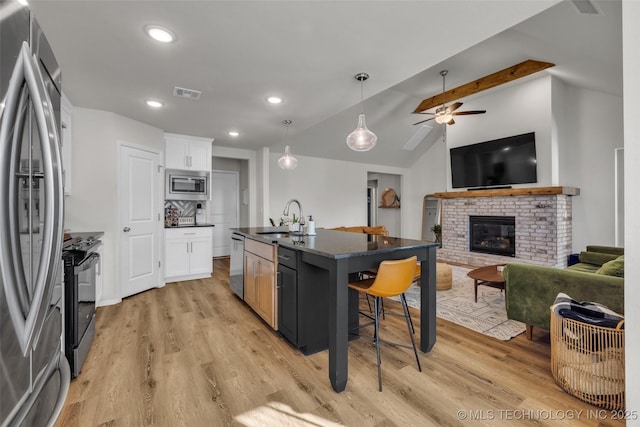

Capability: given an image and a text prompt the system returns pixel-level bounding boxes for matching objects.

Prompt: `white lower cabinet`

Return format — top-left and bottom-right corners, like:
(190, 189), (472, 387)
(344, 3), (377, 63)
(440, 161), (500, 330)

(164, 227), (213, 282)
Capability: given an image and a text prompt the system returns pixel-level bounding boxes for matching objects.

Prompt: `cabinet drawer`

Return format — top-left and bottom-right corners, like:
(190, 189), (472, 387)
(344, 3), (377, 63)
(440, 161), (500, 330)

(277, 246), (297, 269)
(165, 227), (212, 239)
(245, 238), (275, 261)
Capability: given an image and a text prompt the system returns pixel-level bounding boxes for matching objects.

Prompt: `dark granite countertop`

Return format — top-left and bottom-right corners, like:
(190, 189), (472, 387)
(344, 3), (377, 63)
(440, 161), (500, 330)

(165, 223), (215, 229)
(232, 227), (436, 259)
(64, 231), (104, 240)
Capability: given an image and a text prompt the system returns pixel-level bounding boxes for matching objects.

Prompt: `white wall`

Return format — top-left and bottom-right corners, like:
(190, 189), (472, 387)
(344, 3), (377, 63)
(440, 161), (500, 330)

(403, 131), (448, 240)
(65, 107), (164, 306)
(622, 0), (639, 421)
(558, 85), (623, 250)
(447, 76), (554, 187)
(269, 153), (406, 230)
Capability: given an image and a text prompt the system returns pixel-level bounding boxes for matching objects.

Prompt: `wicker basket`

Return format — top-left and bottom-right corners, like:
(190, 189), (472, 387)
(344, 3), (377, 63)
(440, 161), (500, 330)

(550, 307), (625, 410)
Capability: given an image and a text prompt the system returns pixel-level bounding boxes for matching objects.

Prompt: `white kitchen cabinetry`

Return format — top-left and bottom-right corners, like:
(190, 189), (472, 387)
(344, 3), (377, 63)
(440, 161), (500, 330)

(61, 93), (72, 195)
(164, 227), (213, 282)
(165, 132), (212, 172)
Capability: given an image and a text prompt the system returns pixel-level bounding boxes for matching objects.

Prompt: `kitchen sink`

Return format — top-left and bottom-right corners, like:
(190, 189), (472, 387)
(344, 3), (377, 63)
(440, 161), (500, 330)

(256, 231), (290, 239)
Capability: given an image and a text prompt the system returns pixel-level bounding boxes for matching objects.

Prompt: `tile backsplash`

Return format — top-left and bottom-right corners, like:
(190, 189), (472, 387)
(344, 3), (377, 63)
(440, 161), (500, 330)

(164, 200), (207, 226)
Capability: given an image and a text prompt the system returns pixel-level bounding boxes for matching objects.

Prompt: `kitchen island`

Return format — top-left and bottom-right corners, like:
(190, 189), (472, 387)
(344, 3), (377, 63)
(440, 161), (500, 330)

(232, 227), (438, 393)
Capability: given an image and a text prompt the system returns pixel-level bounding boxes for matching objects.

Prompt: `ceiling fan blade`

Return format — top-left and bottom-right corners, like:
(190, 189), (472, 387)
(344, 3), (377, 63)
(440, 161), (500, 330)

(413, 117), (435, 125)
(452, 110), (486, 116)
(413, 111), (435, 116)
(447, 102), (463, 113)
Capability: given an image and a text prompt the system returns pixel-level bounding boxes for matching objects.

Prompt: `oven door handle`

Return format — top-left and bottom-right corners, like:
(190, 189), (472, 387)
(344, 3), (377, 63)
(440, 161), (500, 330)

(74, 253), (100, 274)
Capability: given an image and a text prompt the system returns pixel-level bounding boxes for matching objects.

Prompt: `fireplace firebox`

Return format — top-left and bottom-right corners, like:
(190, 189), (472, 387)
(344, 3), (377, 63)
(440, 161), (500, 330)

(469, 215), (515, 257)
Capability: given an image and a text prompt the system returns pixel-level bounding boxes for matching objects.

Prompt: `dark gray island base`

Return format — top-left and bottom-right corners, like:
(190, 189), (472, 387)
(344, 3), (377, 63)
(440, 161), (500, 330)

(232, 227), (438, 393)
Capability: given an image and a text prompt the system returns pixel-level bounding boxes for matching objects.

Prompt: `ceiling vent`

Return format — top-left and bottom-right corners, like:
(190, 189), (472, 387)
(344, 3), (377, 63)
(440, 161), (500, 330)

(571, 0), (602, 15)
(173, 86), (202, 100)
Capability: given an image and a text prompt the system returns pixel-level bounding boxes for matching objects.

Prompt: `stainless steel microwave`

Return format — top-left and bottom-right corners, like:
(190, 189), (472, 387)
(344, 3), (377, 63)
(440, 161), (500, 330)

(165, 169), (209, 200)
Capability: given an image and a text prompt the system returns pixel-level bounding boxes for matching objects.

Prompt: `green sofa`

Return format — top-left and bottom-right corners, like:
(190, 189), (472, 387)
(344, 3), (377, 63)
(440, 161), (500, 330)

(504, 245), (624, 339)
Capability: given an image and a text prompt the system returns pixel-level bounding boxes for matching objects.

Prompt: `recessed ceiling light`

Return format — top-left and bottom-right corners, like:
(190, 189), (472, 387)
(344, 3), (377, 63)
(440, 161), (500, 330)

(145, 25), (175, 43)
(266, 96), (283, 104)
(17, 0), (28, 5)
(228, 131), (240, 137)
(145, 100), (164, 108)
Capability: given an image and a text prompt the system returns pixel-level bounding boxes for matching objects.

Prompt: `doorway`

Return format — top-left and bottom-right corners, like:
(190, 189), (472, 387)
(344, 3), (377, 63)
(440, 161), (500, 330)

(117, 143), (161, 299)
(210, 170), (239, 257)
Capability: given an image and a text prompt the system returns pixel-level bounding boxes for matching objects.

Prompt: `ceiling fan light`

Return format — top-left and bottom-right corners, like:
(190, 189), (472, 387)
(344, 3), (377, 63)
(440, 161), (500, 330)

(346, 114), (377, 152)
(434, 106), (453, 124)
(278, 145), (298, 170)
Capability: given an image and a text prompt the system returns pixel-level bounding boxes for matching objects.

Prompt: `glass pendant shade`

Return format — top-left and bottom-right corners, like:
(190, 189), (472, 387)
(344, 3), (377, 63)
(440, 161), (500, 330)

(278, 145), (298, 170)
(346, 114), (377, 152)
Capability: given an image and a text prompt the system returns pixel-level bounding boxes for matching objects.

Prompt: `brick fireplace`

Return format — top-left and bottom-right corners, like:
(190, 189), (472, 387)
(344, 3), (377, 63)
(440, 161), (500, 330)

(434, 187), (579, 268)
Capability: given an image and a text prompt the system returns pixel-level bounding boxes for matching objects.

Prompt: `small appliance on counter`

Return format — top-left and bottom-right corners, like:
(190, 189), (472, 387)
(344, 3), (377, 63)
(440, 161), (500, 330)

(306, 215), (316, 235)
(195, 203), (207, 225)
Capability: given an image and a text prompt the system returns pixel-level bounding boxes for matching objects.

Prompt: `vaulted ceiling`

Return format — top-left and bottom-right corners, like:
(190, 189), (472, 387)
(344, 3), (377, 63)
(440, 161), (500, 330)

(29, 0), (621, 168)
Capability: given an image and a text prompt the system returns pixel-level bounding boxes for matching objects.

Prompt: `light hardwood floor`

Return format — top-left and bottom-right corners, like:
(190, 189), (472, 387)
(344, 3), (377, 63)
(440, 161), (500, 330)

(55, 258), (625, 426)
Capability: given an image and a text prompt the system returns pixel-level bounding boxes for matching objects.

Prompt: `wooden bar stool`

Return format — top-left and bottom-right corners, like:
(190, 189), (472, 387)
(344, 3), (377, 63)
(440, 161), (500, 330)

(348, 256), (422, 391)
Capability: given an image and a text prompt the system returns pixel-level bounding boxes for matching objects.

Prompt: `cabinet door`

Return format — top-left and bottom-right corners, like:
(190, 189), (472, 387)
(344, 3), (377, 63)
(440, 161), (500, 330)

(255, 258), (276, 328)
(244, 252), (257, 308)
(189, 237), (212, 276)
(164, 238), (190, 279)
(165, 137), (188, 169)
(278, 263), (297, 344)
(188, 139), (211, 172)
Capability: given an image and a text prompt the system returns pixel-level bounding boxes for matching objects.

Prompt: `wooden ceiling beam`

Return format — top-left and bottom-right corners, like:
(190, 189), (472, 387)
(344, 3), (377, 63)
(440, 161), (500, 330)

(413, 60), (555, 113)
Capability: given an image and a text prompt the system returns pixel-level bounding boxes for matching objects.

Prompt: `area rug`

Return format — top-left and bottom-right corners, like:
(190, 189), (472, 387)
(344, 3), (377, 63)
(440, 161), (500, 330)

(398, 265), (526, 341)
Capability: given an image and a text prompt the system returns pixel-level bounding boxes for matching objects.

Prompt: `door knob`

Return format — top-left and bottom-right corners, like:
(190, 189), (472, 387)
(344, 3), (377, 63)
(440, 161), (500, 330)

(123, 227), (131, 232)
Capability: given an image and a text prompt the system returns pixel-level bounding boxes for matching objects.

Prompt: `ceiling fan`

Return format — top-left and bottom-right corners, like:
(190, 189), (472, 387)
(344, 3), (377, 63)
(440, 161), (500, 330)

(413, 70), (486, 126)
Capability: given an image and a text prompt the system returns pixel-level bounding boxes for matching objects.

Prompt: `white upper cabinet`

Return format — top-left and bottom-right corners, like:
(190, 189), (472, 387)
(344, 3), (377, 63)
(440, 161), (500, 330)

(165, 132), (212, 172)
(61, 93), (72, 195)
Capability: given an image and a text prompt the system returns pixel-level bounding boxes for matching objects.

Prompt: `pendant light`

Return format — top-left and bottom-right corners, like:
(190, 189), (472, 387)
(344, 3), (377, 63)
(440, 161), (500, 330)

(346, 73), (377, 152)
(278, 120), (298, 170)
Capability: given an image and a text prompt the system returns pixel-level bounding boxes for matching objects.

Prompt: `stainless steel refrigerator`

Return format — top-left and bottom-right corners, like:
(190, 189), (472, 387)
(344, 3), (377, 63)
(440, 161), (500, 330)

(1, 0), (70, 425)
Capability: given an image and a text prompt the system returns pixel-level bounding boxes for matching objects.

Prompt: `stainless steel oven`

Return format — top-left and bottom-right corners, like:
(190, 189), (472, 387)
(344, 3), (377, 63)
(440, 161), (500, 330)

(165, 169), (209, 201)
(63, 237), (101, 378)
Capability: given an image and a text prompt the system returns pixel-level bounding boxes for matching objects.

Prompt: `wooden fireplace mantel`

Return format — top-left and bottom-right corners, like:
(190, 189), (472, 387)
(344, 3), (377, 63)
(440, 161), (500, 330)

(433, 186), (580, 199)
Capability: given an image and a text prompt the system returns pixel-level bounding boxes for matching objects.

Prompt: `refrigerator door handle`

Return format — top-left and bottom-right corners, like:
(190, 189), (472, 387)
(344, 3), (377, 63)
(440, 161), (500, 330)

(6, 352), (71, 427)
(0, 42), (64, 356)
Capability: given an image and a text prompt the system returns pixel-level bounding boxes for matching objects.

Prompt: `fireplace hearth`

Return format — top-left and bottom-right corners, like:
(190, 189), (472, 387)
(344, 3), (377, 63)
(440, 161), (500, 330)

(469, 215), (515, 257)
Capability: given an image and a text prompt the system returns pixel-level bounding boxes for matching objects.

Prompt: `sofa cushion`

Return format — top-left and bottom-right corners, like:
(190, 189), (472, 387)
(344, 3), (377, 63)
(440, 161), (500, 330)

(566, 263), (600, 274)
(595, 256), (624, 278)
(578, 251), (619, 267)
(586, 245), (624, 256)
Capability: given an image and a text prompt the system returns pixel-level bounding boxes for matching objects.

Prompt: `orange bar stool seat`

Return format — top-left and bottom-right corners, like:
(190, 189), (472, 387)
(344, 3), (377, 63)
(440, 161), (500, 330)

(348, 256), (422, 391)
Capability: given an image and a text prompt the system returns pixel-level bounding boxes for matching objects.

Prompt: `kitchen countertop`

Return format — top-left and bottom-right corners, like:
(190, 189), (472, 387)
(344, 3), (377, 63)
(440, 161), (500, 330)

(64, 231), (104, 241)
(165, 223), (215, 229)
(232, 227), (436, 259)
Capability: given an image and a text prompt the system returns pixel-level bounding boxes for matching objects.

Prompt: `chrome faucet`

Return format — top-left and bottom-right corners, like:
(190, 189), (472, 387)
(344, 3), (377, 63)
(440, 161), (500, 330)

(283, 199), (305, 226)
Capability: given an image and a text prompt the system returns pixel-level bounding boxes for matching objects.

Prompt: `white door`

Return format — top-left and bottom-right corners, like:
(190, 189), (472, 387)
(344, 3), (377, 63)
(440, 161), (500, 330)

(118, 144), (161, 298)
(210, 171), (239, 257)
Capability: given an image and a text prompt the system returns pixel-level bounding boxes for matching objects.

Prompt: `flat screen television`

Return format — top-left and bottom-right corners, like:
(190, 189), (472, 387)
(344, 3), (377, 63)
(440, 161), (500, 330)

(450, 132), (537, 189)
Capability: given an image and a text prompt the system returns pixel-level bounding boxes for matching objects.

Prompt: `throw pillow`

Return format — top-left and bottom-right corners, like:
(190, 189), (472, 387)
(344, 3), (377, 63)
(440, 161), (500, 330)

(578, 251), (619, 266)
(595, 256), (624, 277)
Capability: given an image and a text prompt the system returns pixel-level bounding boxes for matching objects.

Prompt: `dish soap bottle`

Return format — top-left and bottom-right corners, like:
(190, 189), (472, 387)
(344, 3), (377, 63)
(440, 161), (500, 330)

(306, 215), (316, 235)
